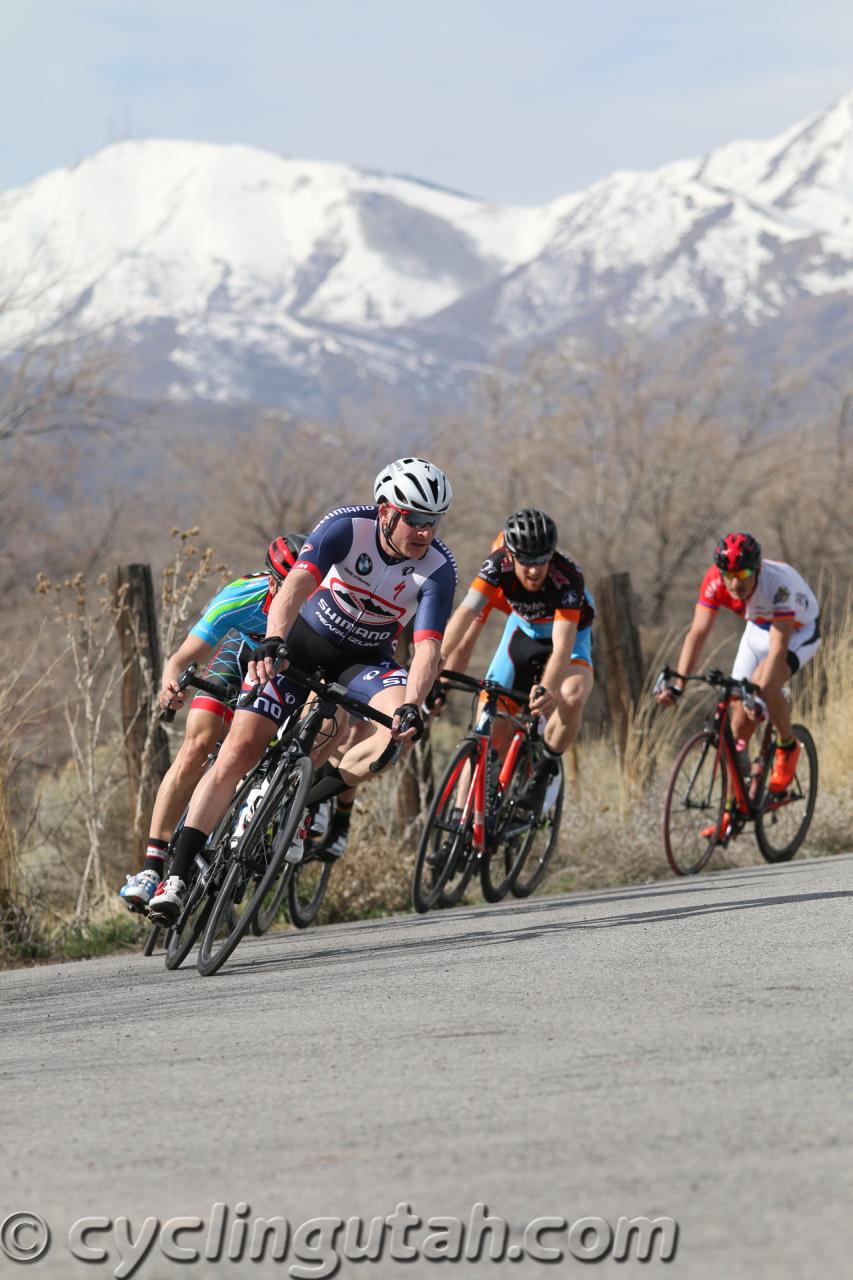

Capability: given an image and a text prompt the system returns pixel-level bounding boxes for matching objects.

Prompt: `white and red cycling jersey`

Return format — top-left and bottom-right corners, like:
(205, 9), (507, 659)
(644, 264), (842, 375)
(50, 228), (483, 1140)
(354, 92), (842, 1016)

(697, 559), (818, 632)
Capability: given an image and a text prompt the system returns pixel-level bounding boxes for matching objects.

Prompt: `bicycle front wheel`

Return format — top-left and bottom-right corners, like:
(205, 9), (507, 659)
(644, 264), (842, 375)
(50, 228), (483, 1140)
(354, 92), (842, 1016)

(412, 738), (478, 913)
(755, 725), (818, 863)
(663, 730), (728, 875)
(510, 754), (565, 898)
(197, 757), (313, 975)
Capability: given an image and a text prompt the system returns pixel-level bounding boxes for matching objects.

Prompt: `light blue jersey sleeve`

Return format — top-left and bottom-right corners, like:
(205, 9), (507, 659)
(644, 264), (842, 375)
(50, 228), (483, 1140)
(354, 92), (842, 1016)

(189, 576), (270, 647)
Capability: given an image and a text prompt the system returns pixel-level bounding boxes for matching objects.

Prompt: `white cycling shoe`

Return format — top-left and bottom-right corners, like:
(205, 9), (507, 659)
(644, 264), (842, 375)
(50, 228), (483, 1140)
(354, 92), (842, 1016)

(147, 875), (186, 925)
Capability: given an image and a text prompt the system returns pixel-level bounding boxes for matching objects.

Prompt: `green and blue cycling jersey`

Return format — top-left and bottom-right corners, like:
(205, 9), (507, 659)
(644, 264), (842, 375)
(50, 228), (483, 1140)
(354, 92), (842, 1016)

(189, 574), (271, 649)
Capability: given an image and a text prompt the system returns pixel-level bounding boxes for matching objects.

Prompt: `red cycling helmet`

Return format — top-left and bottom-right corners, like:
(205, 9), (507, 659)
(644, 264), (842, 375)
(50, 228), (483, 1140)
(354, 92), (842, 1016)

(265, 533), (305, 582)
(714, 532), (761, 574)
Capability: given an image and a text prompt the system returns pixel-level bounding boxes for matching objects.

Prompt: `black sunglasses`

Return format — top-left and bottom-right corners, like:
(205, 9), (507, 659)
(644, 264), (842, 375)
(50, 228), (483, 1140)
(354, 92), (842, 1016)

(511, 551), (552, 566)
(397, 509), (443, 529)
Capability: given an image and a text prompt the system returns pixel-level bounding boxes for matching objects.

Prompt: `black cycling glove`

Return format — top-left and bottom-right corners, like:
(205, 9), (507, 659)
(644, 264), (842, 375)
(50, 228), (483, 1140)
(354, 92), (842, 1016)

(251, 636), (288, 668)
(394, 702), (425, 742)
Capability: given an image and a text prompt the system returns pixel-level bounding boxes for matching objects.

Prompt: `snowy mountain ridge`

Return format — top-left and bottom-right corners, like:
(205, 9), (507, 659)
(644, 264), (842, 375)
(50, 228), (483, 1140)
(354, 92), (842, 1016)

(1, 90), (852, 411)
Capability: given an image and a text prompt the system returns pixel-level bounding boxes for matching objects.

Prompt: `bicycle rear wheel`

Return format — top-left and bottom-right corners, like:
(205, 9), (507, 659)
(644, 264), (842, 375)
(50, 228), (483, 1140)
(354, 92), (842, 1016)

(755, 725), (818, 863)
(288, 854), (333, 927)
(509, 755), (565, 898)
(252, 858), (295, 935)
(663, 730), (728, 875)
(197, 758), (313, 975)
(412, 738), (478, 913)
(143, 924), (161, 956)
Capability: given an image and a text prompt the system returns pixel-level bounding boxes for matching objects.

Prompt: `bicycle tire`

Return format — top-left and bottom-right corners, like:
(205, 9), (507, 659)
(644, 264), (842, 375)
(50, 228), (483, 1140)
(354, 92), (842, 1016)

(164, 874), (217, 970)
(143, 924), (161, 956)
(159, 768), (260, 969)
(663, 729), (728, 876)
(251, 859), (296, 935)
(412, 738), (479, 913)
(755, 724), (818, 863)
(288, 855), (333, 928)
(509, 756), (565, 898)
(197, 757), (313, 975)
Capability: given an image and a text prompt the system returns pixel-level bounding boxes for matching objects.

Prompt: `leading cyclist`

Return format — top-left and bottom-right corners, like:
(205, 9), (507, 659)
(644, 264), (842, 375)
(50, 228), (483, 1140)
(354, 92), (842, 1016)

(148, 457), (457, 925)
(656, 532), (820, 832)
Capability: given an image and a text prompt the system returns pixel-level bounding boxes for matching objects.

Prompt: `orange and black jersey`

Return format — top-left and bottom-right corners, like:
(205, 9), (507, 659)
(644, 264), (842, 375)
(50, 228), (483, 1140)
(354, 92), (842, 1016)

(471, 548), (594, 637)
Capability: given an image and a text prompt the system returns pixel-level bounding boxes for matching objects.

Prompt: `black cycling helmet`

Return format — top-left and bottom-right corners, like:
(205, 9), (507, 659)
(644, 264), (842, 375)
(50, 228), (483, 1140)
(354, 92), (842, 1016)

(714, 532), (761, 575)
(503, 509), (558, 563)
(265, 532), (306, 582)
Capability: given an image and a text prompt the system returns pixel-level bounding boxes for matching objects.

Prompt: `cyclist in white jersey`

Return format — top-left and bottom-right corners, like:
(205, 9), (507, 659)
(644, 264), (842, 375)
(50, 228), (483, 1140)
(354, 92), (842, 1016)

(656, 533), (819, 825)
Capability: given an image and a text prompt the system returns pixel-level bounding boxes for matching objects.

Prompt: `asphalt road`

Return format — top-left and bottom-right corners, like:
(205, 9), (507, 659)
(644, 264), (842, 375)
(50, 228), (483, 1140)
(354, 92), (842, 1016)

(1, 855), (851, 1280)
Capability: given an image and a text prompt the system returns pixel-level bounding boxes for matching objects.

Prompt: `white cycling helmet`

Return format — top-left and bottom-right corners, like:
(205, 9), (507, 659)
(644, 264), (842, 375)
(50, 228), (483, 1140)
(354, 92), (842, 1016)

(373, 457), (453, 515)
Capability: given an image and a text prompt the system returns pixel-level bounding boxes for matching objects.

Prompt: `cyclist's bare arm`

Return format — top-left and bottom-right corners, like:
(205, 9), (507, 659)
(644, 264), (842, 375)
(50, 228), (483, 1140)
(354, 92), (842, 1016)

(441, 595), (488, 674)
(532, 617), (578, 715)
(160, 635), (214, 710)
(659, 605), (717, 702)
(399, 638), (443, 732)
(250, 567), (317, 682)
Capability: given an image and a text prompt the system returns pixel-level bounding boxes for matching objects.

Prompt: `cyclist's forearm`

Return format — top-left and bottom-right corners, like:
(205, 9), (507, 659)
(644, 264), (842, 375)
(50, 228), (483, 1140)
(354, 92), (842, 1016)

(265, 568), (316, 638)
(442, 627), (479, 674)
(675, 626), (709, 685)
(406, 638), (442, 706)
(161, 636), (212, 692)
(539, 622), (577, 691)
(441, 603), (481, 664)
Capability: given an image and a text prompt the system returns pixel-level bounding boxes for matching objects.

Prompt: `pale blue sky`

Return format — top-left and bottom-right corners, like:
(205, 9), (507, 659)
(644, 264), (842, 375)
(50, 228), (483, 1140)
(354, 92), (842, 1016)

(3, 0), (852, 203)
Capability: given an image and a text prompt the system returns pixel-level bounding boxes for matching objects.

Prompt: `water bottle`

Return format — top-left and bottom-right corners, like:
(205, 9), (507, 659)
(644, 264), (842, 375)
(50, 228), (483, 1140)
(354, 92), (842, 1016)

(231, 775), (270, 844)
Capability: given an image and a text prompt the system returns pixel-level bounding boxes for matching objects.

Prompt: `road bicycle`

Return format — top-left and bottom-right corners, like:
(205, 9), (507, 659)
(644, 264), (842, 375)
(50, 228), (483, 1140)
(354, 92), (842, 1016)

(657, 666), (818, 875)
(412, 670), (564, 912)
(193, 654), (402, 975)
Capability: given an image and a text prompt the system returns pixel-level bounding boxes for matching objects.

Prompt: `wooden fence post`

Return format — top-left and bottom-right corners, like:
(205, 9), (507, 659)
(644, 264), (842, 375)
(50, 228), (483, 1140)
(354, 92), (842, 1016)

(595, 572), (645, 760)
(113, 564), (171, 870)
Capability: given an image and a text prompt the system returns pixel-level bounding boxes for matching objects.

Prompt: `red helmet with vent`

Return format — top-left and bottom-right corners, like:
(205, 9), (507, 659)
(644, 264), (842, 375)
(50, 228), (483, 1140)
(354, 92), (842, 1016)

(713, 532), (761, 574)
(265, 533), (305, 582)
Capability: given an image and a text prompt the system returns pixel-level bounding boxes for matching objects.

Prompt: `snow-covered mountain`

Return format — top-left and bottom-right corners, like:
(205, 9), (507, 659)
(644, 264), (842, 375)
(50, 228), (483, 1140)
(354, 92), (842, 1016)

(1, 91), (852, 413)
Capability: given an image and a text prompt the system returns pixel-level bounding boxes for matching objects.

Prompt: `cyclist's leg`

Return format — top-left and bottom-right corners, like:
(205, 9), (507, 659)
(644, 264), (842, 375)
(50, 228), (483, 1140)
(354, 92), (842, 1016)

(120, 641), (240, 908)
(161, 675), (303, 892)
(149, 705), (226, 842)
(543, 629), (594, 755)
(334, 662), (410, 782)
(729, 624), (767, 742)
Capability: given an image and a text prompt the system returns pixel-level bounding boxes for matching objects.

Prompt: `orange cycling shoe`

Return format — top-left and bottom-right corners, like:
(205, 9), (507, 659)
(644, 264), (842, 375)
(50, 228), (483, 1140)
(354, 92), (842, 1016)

(702, 809), (733, 842)
(769, 740), (801, 793)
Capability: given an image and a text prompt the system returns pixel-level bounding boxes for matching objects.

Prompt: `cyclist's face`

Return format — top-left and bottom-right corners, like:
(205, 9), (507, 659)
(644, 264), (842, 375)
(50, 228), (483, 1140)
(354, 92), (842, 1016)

(512, 556), (551, 590)
(722, 569), (757, 600)
(378, 504), (438, 559)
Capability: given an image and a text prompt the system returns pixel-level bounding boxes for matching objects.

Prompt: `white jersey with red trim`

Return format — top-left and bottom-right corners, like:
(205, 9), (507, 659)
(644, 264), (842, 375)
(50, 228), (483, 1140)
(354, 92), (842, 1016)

(293, 505), (457, 656)
(698, 559), (818, 631)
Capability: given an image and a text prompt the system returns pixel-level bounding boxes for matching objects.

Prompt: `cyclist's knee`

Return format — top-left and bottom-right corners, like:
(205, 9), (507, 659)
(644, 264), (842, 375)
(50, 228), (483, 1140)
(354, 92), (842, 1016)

(179, 727), (220, 771)
(558, 673), (591, 713)
(215, 724), (265, 777)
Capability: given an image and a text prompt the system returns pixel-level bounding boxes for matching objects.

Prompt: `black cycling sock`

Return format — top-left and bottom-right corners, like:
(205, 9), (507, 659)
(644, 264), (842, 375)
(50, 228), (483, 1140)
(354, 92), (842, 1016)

(331, 807), (352, 833)
(143, 838), (169, 874)
(306, 767), (349, 808)
(169, 826), (208, 882)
